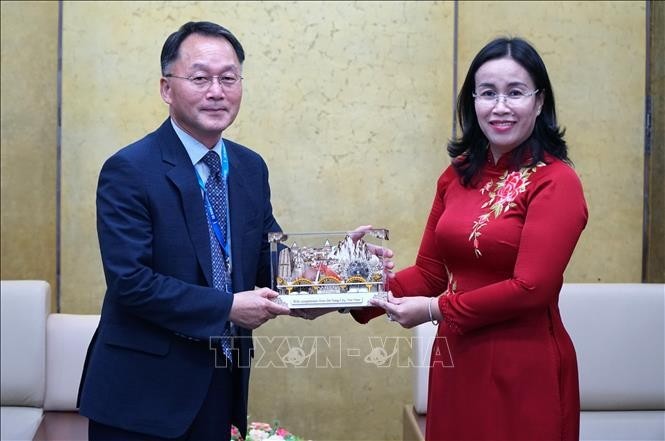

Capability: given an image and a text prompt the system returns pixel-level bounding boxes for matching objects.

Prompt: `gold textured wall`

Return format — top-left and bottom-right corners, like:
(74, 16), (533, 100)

(0, 0), (59, 311)
(59, 1), (453, 316)
(457, 0), (647, 283)
(0, 0), (651, 440)
(59, 2), (453, 438)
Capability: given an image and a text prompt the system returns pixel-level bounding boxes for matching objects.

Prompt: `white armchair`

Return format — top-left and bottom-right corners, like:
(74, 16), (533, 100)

(404, 283), (665, 441)
(1, 281), (99, 441)
(36, 313), (98, 441)
(1, 281), (50, 441)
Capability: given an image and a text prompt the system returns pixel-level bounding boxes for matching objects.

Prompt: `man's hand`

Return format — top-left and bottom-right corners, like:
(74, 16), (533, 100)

(229, 287), (290, 329)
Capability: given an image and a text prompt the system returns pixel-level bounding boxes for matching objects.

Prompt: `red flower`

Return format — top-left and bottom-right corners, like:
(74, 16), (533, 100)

(495, 172), (523, 203)
(470, 164), (544, 258)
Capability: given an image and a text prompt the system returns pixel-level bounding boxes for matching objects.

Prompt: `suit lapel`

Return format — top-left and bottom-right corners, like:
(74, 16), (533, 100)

(158, 120), (214, 288)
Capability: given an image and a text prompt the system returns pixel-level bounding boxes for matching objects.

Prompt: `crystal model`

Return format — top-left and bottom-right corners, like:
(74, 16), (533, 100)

(268, 229), (390, 309)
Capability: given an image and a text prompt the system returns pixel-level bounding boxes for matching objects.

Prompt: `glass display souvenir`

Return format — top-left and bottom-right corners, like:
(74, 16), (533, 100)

(268, 229), (390, 309)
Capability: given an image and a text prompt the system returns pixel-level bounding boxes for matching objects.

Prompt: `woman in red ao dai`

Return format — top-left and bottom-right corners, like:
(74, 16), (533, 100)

(356, 37), (588, 440)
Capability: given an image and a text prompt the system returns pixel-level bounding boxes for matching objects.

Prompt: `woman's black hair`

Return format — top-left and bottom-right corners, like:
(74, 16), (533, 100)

(448, 37), (570, 186)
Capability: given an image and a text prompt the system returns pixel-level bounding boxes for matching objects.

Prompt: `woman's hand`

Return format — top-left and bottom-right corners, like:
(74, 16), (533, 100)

(349, 224), (396, 279)
(370, 292), (438, 329)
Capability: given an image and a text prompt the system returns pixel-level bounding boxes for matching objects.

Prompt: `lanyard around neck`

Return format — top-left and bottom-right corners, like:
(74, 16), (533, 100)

(194, 144), (232, 273)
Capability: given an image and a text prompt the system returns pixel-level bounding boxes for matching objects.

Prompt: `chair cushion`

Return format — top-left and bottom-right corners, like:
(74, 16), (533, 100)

(559, 283), (665, 410)
(44, 314), (100, 411)
(0, 280), (50, 407)
(580, 411), (665, 440)
(412, 284), (665, 414)
(0, 406), (43, 441)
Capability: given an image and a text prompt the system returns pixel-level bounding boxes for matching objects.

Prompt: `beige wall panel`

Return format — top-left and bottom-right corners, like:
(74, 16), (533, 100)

(1, 1), (59, 309)
(61, 1), (453, 439)
(60, 2), (172, 314)
(458, 0), (646, 283)
(231, 3), (454, 439)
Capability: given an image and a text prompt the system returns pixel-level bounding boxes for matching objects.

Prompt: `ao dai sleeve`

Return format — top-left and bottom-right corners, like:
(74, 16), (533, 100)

(440, 163), (588, 334)
(351, 167), (454, 324)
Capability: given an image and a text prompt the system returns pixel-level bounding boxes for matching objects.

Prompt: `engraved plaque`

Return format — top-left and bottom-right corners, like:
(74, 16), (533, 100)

(268, 229), (390, 309)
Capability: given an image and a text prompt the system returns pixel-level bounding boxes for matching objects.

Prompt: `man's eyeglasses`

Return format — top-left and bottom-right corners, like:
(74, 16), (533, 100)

(473, 89), (539, 106)
(164, 73), (243, 90)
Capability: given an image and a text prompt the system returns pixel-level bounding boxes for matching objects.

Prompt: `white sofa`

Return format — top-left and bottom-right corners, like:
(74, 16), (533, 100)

(1, 281), (99, 441)
(404, 283), (665, 441)
(1, 281), (50, 441)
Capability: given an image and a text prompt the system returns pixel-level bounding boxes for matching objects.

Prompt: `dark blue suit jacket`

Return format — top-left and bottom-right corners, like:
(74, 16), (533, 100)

(78, 119), (280, 438)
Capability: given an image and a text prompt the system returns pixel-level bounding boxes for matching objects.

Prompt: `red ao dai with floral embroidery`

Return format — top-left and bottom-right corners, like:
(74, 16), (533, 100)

(359, 152), (588, 440)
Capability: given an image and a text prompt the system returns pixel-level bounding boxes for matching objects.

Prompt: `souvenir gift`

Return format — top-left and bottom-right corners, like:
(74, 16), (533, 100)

(268, 229), (390, 309)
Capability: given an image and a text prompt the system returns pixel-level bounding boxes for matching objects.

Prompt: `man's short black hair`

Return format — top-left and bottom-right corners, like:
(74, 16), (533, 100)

(160, 21), (245, 75)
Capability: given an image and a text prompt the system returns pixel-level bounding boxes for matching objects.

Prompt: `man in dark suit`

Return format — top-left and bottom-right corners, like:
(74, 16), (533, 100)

(78, 21), (291, 440)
